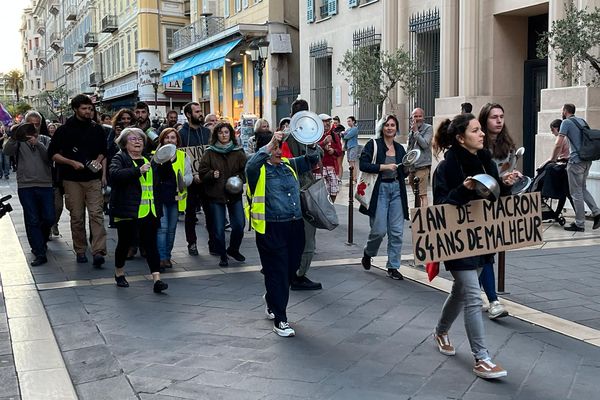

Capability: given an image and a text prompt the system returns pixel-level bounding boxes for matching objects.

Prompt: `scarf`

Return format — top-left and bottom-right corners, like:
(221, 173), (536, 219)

(208, 141), (241, 154)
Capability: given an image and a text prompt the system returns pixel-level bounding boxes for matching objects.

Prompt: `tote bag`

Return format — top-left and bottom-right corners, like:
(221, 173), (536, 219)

(300, 178), (339, 230)
(355, 139), (378, 209)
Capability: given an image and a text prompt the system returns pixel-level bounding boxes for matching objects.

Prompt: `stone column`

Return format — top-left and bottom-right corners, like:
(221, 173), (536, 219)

(396, 2), (409, 113)
(440, 0), (459, 97)
(458, 0), (478, 97)
(548, 0), (569, 88)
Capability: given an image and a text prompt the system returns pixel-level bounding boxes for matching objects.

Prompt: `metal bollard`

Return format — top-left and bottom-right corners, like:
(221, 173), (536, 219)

(413, 175), (421, 208)
(346, 166), (354, 245)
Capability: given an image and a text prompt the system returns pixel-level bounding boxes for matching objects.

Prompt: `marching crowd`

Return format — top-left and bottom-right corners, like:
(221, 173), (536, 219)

(2, 93), (600, 381)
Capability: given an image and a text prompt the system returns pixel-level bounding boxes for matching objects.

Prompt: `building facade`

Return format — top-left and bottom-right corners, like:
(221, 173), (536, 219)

(22, 0), (192, 118)
(165, 0), (300, 125)
(300, 0), (600, 205)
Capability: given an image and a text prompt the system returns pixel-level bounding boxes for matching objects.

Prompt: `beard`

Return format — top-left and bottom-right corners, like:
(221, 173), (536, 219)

(190, 115), (204, 126)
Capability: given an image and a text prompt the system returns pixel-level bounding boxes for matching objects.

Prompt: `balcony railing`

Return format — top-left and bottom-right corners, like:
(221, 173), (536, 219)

(74, 44), (86, 57)
(63, 53), (74, 66)
(65, 6), (77, 21)
(101, 15), (118, 33)
(84, 32), (98, 47)
(36, 19), (45, 35)
(49, 1), (59, 15)
(172, 16), (226, 53)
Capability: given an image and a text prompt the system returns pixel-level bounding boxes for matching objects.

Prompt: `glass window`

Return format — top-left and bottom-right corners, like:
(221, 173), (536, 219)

(235, 0), (241, 13)
(165, 27), (178, 57)
(224, 0), (230, 17)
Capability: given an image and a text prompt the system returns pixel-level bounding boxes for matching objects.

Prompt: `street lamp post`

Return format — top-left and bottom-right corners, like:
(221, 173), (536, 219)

(149, 68), (161, 119)
(249, 39), (270, 118)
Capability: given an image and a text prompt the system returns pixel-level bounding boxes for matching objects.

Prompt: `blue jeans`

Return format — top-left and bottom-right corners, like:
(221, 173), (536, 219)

(437, 269), (489, 361)
(364, 181), (404, 269)
(479, 263), (498, 302)
(0, 149), (10, 177)
(209, 200), (245, 257)
(157, 202), (179, 261)
(17, 187), (55, 256)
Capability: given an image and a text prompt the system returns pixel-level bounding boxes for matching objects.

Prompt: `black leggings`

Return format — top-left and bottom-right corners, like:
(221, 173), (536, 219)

(115, 215), (161, 273)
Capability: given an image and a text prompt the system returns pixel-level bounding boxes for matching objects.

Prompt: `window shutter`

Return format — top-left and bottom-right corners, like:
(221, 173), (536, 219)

(224, 0), (230, 17)
(329, 0), (338, 15)
(348, 0), (358, 8)
(307, 0), (315, 22)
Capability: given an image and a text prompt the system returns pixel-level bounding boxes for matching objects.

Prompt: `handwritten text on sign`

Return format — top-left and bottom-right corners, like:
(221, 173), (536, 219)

(410, 192), (543, 264)
(182, 146), (206, 175)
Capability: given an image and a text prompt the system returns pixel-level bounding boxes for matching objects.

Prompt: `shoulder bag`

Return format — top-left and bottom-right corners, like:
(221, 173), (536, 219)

(355, 139), (378, 209)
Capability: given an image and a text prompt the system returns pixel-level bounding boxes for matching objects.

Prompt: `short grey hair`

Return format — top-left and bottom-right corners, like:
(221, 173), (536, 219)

(115, 127), (146, 149)
(24, 110), (42, 123)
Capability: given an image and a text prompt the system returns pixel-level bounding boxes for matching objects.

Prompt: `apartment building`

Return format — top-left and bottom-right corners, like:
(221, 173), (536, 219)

(165, 0), (299, 124)
(300, 0), (600, 200)
(23, 0), (191, 116)
(20, 4), (44, 102)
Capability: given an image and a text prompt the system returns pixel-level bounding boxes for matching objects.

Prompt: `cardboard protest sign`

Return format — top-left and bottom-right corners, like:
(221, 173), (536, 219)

(182, 146), (206, 175)
(410, 192), (543, 264)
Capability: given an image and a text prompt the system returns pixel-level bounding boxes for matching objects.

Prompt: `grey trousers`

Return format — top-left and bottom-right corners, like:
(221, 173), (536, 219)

(567, 161), (600, 228)
(436, 269), (489, 361)
(297, 217), (316, 277)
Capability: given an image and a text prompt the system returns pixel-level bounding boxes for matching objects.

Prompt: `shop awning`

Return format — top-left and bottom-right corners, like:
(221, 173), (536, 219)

(162, 39), (242, 84)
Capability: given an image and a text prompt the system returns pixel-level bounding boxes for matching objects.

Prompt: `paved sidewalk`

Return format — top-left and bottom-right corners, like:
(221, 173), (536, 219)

(2, 177), (600, 398)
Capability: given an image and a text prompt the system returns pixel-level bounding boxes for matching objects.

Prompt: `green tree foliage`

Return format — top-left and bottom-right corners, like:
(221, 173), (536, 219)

(538, 2), (600, 85)
(6, 102), (32, 117)
(37, 87), (72, 122)
(5, 70), (24, 103)
(337, 46), (420, 119)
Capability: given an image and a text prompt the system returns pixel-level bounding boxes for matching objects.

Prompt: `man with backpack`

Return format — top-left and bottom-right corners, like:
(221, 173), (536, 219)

(559, 103), (600, 231)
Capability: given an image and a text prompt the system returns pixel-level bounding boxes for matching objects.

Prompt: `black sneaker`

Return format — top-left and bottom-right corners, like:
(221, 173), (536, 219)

(76, 253), (88, 263)
(564, 223), (584, 232)
(361, 252), (371, 270)
(188, 243), (199, 256)
(92, 254), (105, 268)
(226, 248), (246, 262)
(593, 214), (600, 230)
(219, 256), (228, 267)
(114, 275), (129, 288)
(387, 269), (404, 280)
(290, 275), (322, 291)
(30, 255), (48, 266)
(153, 280), (168, 293)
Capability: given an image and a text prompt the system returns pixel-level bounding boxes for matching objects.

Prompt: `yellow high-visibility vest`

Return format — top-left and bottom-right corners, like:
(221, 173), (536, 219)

(172, 150), (188, 211)
(138, 156), (157, 218)
(245, 157), (297, 234)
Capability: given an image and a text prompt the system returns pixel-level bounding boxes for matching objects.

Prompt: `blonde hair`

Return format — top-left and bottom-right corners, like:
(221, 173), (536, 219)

(254, 118), (270, 133)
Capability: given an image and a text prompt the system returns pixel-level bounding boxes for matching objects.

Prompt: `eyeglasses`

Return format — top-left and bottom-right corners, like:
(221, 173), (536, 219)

(127, 136), (144, 142)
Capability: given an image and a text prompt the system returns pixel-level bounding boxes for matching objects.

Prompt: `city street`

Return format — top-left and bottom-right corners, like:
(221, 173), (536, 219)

(1, 177), (600, 399)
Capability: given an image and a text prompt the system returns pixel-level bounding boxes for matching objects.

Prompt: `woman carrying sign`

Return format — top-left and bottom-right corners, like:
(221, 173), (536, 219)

(358, 114), (409, 280)
(432, 113), (520, 379)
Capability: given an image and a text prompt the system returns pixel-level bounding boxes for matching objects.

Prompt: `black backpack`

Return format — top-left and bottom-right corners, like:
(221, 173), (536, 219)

(569, 117), (600, 161)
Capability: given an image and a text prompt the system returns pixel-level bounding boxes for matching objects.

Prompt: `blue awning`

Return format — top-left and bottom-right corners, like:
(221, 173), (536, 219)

(162, 39), (242, 83)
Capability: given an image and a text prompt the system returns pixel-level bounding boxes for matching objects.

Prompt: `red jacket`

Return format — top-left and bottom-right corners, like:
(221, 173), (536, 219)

(317, 129), (342, 170)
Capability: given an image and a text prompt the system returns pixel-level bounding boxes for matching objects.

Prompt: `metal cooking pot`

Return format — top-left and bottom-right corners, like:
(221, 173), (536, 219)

(225, 176), (243, 195)
(471, 174), (500, 201)
(401, 149), (421, 167)
(152, 144), (177, 165)
(288, 111), (324, 145)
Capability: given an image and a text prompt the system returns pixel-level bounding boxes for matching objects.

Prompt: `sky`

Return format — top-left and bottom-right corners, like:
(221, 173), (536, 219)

(0, 0), (31, 73)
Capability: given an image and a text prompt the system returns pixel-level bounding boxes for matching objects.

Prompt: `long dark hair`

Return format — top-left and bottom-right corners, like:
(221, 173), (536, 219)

(210, 122), (238, 145)
(478, 103), (515, 160)
(433, 113), (476, 157)
(112, 109), (135, 130)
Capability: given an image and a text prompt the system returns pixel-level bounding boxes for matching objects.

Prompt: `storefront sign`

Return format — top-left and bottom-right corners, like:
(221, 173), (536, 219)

(103, 79), (138, 101)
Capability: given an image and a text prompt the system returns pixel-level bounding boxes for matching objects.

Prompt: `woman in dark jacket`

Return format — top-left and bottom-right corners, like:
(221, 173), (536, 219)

(109, 127), (168, 293)
(358, 114), (409, 280)
(431, 113), (519, 380)
(198, 122), (247, 267)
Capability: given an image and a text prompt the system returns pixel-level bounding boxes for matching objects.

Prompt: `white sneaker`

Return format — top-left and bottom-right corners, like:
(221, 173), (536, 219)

(488, 300), (509, 320)
(263, 294), (274, 320)
(273, 321), (295, 337)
